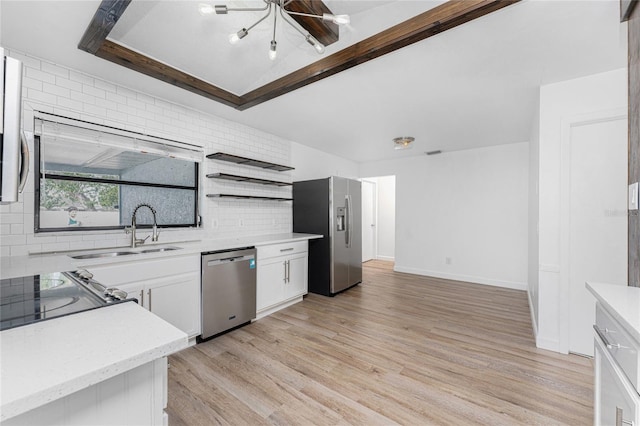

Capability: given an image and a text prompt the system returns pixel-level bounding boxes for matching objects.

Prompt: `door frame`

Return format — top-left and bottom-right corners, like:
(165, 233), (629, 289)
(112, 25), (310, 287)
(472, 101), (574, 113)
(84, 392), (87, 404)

(361, 179), (377, 262)
(559, 107), (627, 354)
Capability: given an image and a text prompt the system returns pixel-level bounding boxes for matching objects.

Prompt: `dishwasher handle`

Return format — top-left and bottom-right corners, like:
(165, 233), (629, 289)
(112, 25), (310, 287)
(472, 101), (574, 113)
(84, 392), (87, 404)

(206, 255), (254, 267)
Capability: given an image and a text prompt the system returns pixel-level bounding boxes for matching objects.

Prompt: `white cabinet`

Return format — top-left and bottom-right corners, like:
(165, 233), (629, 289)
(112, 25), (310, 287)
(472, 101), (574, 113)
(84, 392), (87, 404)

(593, 301), (640, 426)
(256, 241), (308, 318)
(595, 335), (640, 425)
(88, 254), (201, 339)
(4, 357), (168, 426)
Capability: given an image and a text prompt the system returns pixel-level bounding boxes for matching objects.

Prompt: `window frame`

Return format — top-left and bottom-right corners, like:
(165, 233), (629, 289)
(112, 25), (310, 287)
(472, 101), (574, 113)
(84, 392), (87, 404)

(34, 133), (201, 234)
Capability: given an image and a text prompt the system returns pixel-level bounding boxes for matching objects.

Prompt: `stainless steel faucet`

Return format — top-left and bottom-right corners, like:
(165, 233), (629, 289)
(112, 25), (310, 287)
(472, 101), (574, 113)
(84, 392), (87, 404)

(125, 203), (160, 248)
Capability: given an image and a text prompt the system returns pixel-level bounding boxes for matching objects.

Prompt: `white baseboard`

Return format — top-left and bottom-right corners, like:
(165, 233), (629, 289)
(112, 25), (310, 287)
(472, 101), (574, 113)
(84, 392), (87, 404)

(392, 265), (527, 291)
(535, 336), (561, 353)
(376, 255), (395, 262)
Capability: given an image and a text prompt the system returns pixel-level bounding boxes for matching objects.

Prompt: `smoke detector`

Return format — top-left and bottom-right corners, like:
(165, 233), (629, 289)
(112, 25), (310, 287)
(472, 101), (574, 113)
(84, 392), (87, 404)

(393, 136), (414, 150)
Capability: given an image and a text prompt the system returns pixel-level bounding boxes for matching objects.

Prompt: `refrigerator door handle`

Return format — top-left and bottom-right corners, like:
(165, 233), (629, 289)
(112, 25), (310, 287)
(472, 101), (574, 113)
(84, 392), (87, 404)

(345, 195), (352, 248)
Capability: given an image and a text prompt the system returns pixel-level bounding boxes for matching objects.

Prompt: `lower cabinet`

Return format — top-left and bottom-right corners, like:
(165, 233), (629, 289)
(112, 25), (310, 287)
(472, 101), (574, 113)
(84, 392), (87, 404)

(594, 336), (640, 425)
(120, 273), (200, 339)
(87, 255), (201, 339)
(256, 241), (308, 318)
(4, 357), (168, 426)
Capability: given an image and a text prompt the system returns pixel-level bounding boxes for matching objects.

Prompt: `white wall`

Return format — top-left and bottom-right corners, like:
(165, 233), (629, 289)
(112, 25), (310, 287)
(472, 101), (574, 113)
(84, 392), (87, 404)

(291, 141), (358, 181)
(0, 50), (335, 257)
(534, 68), (627, 352)
(361, 143), (529, 290)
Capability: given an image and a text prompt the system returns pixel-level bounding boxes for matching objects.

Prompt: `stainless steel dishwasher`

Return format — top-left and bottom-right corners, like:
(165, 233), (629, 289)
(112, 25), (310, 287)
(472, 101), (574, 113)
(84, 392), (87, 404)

(201, 247), (256, 340)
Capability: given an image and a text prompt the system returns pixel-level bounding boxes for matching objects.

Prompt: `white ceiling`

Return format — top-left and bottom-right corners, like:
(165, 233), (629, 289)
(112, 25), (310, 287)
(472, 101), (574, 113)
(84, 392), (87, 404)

(0, 0), (628, 163)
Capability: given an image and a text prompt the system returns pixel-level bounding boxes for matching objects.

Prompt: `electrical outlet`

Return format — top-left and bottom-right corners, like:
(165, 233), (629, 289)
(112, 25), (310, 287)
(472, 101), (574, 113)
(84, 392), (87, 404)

(212, 219), (218, 228)
(445, 257), (452, 265)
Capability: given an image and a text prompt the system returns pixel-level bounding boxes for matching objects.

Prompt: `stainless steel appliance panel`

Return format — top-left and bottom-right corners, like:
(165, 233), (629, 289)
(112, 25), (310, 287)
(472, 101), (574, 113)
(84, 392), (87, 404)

(293, 176), (362, 296)
(201, 248), (256, 340)
(1, 48), (27, 204)
(331, 176), (351, 293)
(347, 178), (363, 286)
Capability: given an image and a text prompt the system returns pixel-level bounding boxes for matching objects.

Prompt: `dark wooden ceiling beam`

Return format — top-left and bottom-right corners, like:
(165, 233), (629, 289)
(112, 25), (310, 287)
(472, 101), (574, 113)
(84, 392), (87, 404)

(621, 0), (638, 22)
(285, 0), (339, 46)
(240, 0), (520, 110)
(78, 0), (520, 111)
(95, 40), (244, 108)
(78, 0), (131, 54)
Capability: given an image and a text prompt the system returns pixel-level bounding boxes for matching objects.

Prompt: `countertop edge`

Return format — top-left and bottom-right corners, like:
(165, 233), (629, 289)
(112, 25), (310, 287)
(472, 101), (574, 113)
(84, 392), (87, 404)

(586, 281), (640, 344)
(0, 303), (189, 421)
(0, 233), (323, 279)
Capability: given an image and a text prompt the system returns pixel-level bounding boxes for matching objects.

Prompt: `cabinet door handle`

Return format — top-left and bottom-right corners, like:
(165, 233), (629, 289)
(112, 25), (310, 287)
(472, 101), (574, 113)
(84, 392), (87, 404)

(280, 248), (294, 252)
(283, 261), (287, 283)
(147, 288), (152, 310)
(286, 260), (290, 283)
(139, 290), (144, 306)
(594, 325), (623, 349)
(616, 406), (633, 426)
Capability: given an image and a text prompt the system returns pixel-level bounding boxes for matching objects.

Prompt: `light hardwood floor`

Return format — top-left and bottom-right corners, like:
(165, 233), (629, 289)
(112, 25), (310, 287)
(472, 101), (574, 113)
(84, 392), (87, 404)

(166, 260), (593, 425)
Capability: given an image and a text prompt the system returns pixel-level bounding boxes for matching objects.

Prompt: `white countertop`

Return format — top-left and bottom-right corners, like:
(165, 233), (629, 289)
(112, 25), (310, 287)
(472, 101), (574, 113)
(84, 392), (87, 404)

(0, 302), (188, 421)
(0, 233), (322, 279)
(587, 282), (640, 343)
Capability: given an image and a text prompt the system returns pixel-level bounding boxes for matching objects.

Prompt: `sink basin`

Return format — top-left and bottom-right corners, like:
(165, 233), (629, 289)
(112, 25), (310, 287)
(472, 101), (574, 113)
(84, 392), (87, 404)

(69, 246), (182, 259)
(139, 247), (182, 254)
(71, 251), (137, 259)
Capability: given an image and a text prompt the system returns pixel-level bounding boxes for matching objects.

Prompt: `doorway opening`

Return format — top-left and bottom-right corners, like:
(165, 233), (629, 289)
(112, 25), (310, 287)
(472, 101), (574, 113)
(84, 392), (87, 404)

(360, 176), (396, 265)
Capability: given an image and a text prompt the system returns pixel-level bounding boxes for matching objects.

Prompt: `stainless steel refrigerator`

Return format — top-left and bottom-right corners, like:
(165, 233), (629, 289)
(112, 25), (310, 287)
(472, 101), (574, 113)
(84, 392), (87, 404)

(293, 176), (362, 296)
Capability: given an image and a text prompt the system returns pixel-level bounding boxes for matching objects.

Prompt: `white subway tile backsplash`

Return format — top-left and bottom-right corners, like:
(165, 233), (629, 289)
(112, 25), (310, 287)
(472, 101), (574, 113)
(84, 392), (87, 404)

(23, 77), (43, 91)
(69, 70), (94, 86)
(27, 89), (57, 105)
(41, 62), (70, 79)
(3, 51), (295, 258)
(55, 76), (83, 92)
(94, 79), (116, 93)
(58, 98), (82, 110)
(70, 90), (96, 105)
(83, 84), (106, 99)
(83, 104), (107, 117)
(43, 82), (71, 98)
(25, 67), (56, 84)
(106, 91), (127, 105)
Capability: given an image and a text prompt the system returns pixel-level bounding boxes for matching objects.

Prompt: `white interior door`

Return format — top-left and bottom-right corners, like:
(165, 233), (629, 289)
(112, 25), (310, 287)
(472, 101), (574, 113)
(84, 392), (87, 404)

(568, 116), (627, 356)
(361, 180), (376, 262)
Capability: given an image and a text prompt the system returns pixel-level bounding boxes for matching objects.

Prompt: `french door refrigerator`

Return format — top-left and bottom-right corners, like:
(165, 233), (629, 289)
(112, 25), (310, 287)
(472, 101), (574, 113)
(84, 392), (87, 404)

(293, 176), (362, 296)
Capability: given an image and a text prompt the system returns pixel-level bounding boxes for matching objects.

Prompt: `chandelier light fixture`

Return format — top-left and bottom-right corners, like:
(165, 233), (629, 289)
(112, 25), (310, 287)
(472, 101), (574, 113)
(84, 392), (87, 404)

(205, 0), (350, 60)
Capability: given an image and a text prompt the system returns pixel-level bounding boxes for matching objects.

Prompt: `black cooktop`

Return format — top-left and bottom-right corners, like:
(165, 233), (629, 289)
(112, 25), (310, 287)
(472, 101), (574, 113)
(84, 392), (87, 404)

(0, 272), (108, 331)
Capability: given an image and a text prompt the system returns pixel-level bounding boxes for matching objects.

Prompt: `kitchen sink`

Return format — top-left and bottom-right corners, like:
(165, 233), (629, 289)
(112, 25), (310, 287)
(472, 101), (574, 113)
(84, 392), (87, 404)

(70, 251), (137, 259)
(69, 246), (183, 259)
(139, 247), (182, 254)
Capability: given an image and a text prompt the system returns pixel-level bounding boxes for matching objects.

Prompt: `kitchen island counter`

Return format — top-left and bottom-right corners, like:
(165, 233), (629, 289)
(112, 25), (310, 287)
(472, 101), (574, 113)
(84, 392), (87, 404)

(0, 301), (188, 422)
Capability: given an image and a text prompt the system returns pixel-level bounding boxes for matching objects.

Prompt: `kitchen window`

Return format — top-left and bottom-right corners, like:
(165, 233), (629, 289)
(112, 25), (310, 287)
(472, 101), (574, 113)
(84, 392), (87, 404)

(34, 113), (202, 233)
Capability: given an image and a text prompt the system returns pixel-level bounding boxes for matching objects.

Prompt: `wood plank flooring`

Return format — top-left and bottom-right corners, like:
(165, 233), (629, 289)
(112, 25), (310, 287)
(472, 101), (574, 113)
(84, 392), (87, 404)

(166, 260), (593, 425)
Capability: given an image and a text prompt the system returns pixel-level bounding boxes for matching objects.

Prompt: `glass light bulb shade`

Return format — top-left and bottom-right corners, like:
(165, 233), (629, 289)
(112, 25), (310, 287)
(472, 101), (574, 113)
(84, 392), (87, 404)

(228, 33), (240, 44)
(199, 3), (215, 15)
(269, 40), (277, 61)
(323, 13), (350, 25)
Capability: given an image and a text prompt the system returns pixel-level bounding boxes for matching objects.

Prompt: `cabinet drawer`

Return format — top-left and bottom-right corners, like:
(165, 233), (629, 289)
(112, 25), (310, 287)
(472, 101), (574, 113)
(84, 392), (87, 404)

(88, 255), (199, 286)
(257, 241), (308, 260)
(596, 303), (640, 391)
